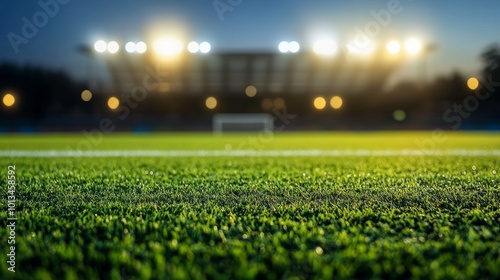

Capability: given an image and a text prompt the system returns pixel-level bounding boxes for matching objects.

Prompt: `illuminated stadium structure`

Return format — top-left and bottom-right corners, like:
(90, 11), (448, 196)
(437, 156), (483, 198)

(67, 37), (443, 130)
(83, 38), (425, 102)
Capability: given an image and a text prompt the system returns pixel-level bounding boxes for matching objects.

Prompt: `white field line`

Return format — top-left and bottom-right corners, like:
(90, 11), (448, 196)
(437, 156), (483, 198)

(0, 150), (499, 157)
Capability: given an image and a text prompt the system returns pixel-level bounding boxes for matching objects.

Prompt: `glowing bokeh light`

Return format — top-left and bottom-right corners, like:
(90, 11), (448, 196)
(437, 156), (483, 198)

(107, 41), (119, 54)
(330, 96), (343, 109)
(187, 41), (199, 53)
(154, 38), (183, 56)
(245, 85), (257, 97)
(467, 77), (479, 90)
(107, 97), (120, 110)
(386, 41), (401, 55)
(347, 40), (374, 55)
(205, 97), (217, 109)
(125, 42), (136, 53)
(81, 90), (92, 102)
(2, 93), (15, 107)
(278, 41), (289, 53)
(135, 42), (147, 53)
(393, 110), (406, 121)
(313, 97), (326, 110)
(261, 98), (273, 110)
(199, 42), (211, 54)
(274, 98), (285, 109)
(404, 39), (422, 54)
(313, 39), (337, 56)
(289, 41), (300, 53)
(94, 40), (107, 53)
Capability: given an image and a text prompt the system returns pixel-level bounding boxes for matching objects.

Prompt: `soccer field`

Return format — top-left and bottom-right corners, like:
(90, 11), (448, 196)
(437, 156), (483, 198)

(1, 132), (499, 279)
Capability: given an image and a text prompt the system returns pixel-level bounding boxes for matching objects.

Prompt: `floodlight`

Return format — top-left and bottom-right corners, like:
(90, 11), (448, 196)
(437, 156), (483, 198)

(94, 40), (107, 53)
(188, 41), (199, 53)
(289, 41), (300, 53)
(154, 38), (183, 56)
(313, 39), (337, 56)
(125, 42), (136, 53)
(199, 42), (211, 54)
(386, 41), (401, 55)
(347, 40), (374, 55)
(135, 42), (147, 54)
(278, 41), (289, 53)
(404, 38), (422, 54)
(107, 41), (119, 54)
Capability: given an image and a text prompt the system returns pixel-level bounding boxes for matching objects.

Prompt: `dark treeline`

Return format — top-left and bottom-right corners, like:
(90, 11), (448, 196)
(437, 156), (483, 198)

(0, 45), (499, 130)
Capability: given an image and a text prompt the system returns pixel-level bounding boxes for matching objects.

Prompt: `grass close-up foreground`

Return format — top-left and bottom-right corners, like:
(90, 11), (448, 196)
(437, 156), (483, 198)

(0, 132), (499, 279)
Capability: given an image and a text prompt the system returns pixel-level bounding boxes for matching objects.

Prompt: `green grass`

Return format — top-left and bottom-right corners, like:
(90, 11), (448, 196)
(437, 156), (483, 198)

(0, 132), (499, 279)
(1, 131), (499, 150)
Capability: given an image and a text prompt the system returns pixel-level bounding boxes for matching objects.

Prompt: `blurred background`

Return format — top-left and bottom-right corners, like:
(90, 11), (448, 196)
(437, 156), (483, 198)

(1, 0), (499, 132)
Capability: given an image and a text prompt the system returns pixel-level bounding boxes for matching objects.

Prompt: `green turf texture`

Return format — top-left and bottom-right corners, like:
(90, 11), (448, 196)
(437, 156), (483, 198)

(0, 132), (499, 279)
(1, 131), (499, 150)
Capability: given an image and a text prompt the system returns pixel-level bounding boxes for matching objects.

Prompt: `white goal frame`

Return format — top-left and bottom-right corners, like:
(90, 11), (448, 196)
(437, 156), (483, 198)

(213, 114), (274, 134)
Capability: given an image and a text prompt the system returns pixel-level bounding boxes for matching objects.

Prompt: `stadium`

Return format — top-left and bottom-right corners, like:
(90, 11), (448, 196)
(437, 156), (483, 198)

(1, 1), (500, 279)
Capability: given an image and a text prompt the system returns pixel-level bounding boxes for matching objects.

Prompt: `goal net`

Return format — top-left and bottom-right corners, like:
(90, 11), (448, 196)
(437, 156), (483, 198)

(213, 114), (274, 134)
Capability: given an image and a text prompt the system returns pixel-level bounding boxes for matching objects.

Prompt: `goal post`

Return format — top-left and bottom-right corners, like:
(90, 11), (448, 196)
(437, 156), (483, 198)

(213, 114), (274, 134)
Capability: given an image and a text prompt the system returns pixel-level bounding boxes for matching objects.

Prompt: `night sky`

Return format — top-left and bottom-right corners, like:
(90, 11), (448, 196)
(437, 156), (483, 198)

(1, 0), (499, 82)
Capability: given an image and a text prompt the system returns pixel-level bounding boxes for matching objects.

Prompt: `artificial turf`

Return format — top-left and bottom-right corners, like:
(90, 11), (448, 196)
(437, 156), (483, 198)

(0, 132), (499, 279)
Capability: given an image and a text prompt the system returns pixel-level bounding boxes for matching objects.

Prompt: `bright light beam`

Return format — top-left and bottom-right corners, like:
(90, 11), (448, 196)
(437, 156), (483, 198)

(107, 41), (119, 54)
(125, 42), (136, 53)
(289, 41), (300, 53)
(386, 41), (401, 55)
(187, 41), (199, 53)
(94, 40), (107, 53)
(313, 39), (337, 56)
(404, 39), (422, 54)
(347, 40), (374, 55)
(135, 42), (147, 54)
(154, 38), (183, 56)
(278, 41), (290, 53)
(199, 42), (211, 54)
